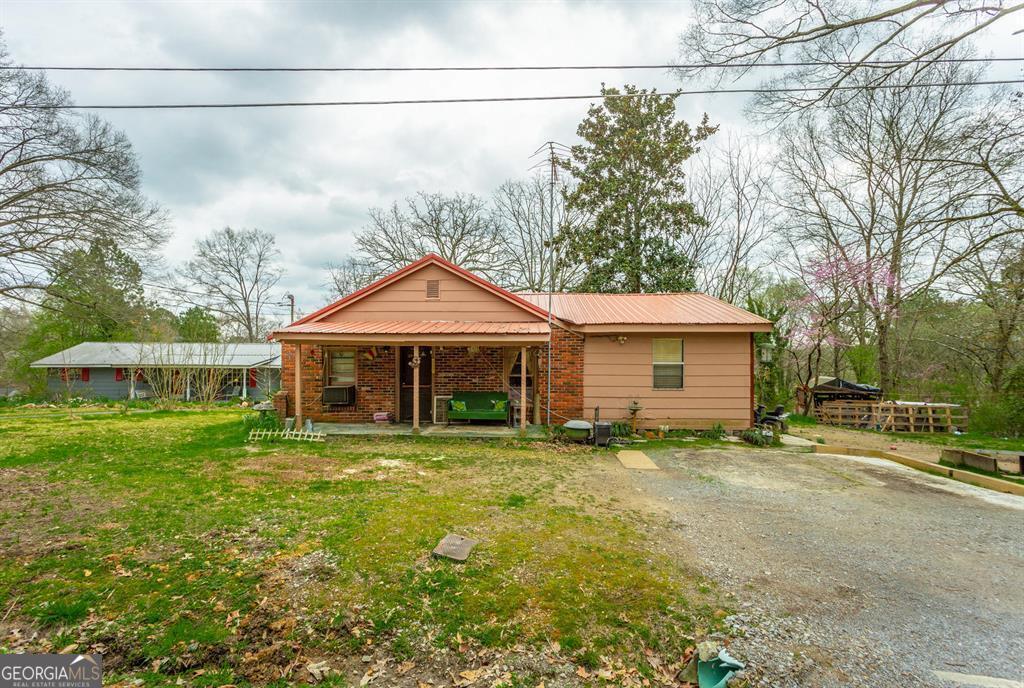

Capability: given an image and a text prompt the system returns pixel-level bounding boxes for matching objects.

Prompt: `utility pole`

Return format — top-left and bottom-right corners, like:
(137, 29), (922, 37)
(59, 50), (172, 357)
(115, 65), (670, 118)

(530, 141), (570, 426)
(285, 293), (295, 323)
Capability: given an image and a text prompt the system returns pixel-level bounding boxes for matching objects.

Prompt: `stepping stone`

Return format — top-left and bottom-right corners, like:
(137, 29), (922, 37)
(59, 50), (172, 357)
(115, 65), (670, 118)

(432, 533), (479, 561)
(616, 450), (659, 470)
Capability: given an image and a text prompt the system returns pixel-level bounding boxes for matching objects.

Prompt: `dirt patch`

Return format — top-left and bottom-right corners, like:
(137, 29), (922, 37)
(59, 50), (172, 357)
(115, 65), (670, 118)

(0, 466), (118, 559)
(790, 425), (946, 461)
(234, 452), (422, 486)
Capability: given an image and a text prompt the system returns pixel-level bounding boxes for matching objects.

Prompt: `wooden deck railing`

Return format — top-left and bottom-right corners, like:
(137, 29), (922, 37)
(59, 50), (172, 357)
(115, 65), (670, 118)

(815, 400), (969, 433)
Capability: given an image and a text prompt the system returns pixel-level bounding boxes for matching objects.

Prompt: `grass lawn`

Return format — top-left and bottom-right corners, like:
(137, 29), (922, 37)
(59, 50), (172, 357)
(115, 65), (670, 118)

(788, 414), (1024, 453)
(0, 409), (725, 687)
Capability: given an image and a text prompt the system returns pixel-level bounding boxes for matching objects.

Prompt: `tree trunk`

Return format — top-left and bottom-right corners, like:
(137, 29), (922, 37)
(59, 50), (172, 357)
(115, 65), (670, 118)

(876, 319), (894, 395)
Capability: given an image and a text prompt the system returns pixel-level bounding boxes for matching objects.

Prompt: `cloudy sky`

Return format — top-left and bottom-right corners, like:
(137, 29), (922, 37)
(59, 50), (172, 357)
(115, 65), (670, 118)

(3, 1), (1022, 321)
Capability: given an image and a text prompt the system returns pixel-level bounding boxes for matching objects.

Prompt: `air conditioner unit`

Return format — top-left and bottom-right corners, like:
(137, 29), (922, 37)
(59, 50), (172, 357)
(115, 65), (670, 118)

(323, 385), (356, 405)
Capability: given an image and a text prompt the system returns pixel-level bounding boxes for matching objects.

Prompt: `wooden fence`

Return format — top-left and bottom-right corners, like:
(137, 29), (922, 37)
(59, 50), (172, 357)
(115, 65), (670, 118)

(815, 400), (969, 433)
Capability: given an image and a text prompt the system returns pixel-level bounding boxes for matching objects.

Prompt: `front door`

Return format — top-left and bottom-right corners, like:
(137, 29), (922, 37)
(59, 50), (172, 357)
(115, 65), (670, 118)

(399, 346), (433, 422)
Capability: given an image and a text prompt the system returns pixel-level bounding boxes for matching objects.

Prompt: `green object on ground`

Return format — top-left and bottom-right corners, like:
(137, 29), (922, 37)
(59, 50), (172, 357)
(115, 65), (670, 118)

(447, 391), (508, 422)
(698, 648), (745, 688)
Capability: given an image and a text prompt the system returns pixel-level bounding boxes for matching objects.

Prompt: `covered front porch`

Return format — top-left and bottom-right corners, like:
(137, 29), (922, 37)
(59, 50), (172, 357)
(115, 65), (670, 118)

(275, 322), (550, 435)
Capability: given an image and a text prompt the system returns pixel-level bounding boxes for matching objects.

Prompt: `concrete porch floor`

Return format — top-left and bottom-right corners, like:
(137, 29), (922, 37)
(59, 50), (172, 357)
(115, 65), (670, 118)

(311, 421), (548, 439)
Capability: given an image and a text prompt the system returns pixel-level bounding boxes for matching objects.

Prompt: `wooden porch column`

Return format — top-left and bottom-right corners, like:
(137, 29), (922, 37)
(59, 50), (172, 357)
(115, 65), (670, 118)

(520, 346), (528, 435)
(412, 345), (420, 433)
(242, 368), (248, 400)
(294, 343), (303, 428)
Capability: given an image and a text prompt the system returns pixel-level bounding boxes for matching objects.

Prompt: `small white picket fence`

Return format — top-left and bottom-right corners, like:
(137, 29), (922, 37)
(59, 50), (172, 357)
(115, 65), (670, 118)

(247, 428), (325, 443)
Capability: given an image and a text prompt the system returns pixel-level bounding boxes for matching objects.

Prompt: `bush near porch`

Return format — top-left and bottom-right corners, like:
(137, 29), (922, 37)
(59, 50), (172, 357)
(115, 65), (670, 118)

(0, 409), (726, 687)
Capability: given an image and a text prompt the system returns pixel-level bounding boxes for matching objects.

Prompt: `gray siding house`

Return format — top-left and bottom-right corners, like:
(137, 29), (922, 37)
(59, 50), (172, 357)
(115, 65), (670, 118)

(31, 342), (281, 401)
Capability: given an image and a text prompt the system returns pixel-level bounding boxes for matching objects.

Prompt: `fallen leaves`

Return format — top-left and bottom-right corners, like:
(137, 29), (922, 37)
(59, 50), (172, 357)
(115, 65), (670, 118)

(456, 668), (483, 685)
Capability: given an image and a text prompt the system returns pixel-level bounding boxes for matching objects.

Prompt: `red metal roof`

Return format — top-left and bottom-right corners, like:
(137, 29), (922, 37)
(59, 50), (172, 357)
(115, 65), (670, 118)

(275, 320), (551, 336)
(517, 292), (771, 326)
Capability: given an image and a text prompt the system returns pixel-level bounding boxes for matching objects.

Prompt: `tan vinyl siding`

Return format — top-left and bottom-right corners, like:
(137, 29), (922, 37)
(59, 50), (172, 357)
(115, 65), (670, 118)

(583, 332), (753, 430)
(324, 264), (541, 323)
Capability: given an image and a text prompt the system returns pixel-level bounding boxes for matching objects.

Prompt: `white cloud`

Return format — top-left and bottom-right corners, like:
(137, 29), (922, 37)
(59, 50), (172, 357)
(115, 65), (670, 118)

(4, 0), (1020, 314)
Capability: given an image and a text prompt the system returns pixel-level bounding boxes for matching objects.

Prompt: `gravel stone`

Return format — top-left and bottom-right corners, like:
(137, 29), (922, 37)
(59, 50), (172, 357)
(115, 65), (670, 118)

(632, 447), (1024, 687)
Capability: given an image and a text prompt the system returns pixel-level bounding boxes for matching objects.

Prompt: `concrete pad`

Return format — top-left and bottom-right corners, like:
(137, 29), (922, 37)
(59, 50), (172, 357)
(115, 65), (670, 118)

(780, 433), (815, 447)
(432, 533), (479, 562)
(932, 670), (1024, 688)
(616, 450), (659, 470)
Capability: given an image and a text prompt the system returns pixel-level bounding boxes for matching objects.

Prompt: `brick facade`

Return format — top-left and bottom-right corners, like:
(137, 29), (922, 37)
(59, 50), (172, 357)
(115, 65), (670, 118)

(280, 342), (397, 422)
(536, 324), (585, 422)
(280, 342), (550, 423)
(433, 346), (505, 397)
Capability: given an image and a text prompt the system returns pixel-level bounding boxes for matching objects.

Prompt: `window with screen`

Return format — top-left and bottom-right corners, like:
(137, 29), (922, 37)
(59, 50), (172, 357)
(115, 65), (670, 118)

(327, 349), (356, 386)
(652, 338), (684, 389)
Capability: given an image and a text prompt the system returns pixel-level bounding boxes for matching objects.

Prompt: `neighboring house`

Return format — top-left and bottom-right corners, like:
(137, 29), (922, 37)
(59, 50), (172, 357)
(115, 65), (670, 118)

(30, 342), (281, 401)
(271, 254), (772, 430)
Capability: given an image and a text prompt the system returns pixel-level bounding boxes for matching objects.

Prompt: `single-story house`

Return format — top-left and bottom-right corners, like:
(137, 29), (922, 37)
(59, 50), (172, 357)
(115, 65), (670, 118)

(30, 342), (281, 401)
(270, 254), (772, 430)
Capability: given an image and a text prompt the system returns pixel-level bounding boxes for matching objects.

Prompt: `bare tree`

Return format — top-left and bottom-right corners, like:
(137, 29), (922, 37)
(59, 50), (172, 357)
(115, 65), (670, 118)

(140, 343), (188, 410)
(684, 135), (776, 303)
(678, 0), (1023, 115)
(187, 343), (230, 409)
(491, 177), (586, 291)
(775, 61), (1019, 391)
(914, 88), (1024, 222)
(937, 237), (1024, 393)
(181, 227), (282, 341)
(0, 45), (166, 306)
(325, 256), (375, 298)
(354, 192), (501, 280)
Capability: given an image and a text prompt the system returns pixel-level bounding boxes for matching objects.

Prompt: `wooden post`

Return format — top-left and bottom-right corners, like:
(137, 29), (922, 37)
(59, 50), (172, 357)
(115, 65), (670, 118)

(412, 345), (420, 433)
(242, 368), (248, 400)
(520, 346), (527, 435)
(294, 343), (303, 428)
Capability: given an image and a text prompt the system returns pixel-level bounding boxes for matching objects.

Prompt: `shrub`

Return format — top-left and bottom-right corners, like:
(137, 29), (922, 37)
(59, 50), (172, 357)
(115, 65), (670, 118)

(1002, 365), (1024, 437)
(968, 401), (1011, 436)
(740, 428), (780, 447)
(610, 421), (632, 437)
(243, 411), (282, 431)
(699, 423), (726, 440)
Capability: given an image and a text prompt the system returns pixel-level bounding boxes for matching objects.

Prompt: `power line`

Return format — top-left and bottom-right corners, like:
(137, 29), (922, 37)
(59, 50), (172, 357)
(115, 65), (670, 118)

(140, 281), (292, 312)
(16, 79), (1024, 110)
(5, 57), (1022, 72)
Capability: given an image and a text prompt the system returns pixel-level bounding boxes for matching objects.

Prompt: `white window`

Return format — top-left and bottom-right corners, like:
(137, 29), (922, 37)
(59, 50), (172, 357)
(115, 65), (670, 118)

(327, 349), (356, 386)
(652, 339), (684, 389)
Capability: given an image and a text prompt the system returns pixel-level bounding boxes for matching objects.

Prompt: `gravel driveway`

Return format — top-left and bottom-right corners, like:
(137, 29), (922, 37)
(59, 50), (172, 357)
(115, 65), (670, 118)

(630, 446), (1024, 687)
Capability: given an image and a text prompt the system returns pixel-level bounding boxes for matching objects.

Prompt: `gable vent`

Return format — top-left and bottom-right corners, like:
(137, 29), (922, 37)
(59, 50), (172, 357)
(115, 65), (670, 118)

(425, 279), (440, 299)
